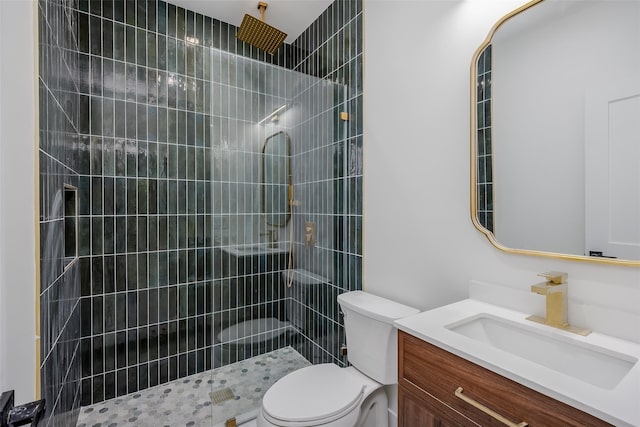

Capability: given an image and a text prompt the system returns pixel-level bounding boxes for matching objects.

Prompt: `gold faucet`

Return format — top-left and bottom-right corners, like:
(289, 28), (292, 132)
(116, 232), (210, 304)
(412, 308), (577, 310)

(526, 272), (591, 336)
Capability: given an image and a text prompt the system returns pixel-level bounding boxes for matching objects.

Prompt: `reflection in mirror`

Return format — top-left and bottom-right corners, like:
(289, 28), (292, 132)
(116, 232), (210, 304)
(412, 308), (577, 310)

(471, 0), (640, 265)
(262, 131), (291, 227)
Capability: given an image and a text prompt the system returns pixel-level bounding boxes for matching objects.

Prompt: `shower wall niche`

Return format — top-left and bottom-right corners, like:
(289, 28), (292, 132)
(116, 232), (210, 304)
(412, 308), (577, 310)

(38, 0), (363, 423)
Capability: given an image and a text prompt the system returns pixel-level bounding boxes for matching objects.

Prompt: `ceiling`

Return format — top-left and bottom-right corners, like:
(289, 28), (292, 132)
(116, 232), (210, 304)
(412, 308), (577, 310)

(166, 0), (334, 44)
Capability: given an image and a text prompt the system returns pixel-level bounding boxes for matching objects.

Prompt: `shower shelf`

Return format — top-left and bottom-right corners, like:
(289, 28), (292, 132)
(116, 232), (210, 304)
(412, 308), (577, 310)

(222, 244), (289, 257)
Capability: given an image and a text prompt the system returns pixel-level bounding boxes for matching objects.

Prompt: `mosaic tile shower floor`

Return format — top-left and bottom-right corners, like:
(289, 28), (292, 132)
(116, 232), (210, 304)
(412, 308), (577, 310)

(76, 347), (311, 427)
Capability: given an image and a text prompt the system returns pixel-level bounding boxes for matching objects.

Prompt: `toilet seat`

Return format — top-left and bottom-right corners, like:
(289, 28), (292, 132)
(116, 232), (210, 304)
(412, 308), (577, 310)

(262, 364), (364, 426)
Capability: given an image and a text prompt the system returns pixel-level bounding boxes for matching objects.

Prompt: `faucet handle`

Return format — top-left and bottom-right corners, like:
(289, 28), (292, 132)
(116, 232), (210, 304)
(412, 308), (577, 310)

(537, 271), (567, 285)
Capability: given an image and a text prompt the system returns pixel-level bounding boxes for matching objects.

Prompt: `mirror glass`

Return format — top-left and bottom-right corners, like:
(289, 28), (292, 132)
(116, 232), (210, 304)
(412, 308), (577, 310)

(472, 0), (640, 263)
(262, 131), (291, 227)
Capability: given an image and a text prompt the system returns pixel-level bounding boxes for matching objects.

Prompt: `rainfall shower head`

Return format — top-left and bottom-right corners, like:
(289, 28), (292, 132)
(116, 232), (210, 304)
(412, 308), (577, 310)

(237, 2), (287, 55)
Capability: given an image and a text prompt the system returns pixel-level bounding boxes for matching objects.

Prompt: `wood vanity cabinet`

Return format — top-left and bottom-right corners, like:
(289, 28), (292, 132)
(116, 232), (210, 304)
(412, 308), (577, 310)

(398, 331), (612, 427)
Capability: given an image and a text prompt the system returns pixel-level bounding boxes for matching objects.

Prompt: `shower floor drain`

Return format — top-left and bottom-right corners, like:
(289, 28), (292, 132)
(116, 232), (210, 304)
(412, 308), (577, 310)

(210, 387), (235, 405)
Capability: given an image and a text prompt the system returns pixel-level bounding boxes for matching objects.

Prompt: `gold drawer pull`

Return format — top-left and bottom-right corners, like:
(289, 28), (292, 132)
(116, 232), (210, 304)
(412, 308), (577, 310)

(455, 387), (528, 427)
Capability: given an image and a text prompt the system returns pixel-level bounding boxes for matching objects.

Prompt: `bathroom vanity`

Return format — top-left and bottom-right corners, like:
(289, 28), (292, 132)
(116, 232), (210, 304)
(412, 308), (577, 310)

(394, 297), (640, 427)
(397, 330), (610, 426)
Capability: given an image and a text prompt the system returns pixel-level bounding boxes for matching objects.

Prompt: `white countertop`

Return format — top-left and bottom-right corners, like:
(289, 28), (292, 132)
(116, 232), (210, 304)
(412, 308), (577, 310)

(394, 299), (640, 426)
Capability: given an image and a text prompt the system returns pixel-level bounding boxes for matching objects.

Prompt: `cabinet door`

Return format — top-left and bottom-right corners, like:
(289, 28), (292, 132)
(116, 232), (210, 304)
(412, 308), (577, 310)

(399, 384), (474, 427)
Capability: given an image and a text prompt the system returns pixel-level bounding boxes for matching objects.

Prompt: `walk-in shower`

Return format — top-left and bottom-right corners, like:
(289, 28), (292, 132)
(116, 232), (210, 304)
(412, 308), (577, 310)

(37, 0), (363, 425)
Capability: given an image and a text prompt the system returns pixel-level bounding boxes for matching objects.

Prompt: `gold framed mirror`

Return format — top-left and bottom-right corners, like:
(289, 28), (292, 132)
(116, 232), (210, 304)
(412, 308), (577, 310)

(261, 131), (291, 227)
(470, 0), (640, 266)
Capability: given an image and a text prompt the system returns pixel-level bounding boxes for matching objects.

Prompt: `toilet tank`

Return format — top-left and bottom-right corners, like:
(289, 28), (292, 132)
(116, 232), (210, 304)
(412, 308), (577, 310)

(337, 291), (419, 384)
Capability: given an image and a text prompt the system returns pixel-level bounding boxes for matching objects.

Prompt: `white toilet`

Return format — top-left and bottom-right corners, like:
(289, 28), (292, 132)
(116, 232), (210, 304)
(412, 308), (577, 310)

(257, 291), (420, 427)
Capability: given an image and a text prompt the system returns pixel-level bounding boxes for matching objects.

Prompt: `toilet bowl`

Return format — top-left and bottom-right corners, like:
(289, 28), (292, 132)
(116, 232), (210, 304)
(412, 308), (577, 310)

(259, 364), (386, 427)
(257, 291), (420, 427)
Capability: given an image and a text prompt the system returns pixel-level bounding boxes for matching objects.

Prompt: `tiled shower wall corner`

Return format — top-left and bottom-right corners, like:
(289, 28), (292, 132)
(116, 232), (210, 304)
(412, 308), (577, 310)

(38, 0), (363, 414)
(287, 0), (364, 365)
(38, 0), (83, 425)
(476, 45), (493, 232)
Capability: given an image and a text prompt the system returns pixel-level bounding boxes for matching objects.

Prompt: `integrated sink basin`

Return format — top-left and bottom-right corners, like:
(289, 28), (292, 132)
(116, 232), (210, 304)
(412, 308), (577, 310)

(446, 314), (637, 389)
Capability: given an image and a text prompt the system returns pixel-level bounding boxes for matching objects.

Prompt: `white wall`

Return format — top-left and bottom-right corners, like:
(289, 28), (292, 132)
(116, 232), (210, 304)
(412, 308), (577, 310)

(363, 0), (640, 415)
(0, 0), (37, 403)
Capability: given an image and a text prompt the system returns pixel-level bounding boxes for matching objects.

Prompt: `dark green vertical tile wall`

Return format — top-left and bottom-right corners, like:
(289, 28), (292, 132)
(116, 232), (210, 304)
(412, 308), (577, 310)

(38, 0), (83, 425)
(70, 0), (300, 407)
(288, 0), (364, 366)
(208, 47), (293, 370)
(39, 0), (363, 411)
(75, 0), (221, 406)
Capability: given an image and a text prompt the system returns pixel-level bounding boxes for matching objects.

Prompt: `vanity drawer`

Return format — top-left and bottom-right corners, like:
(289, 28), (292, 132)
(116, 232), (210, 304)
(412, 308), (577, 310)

(398, 331), (612, 427)
(399, 380), (480, 427)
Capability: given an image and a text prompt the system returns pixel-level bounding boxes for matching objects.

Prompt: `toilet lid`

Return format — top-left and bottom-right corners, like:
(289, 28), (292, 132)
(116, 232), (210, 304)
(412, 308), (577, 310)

(262, 364), (364, 423)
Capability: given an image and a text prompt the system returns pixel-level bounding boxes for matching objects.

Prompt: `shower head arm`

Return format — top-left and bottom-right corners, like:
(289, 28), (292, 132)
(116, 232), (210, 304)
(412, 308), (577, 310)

(257, 2), (268, 21)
